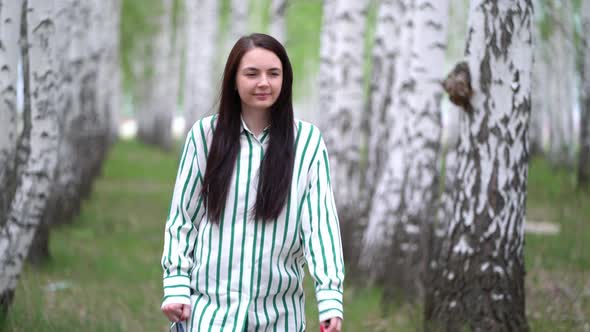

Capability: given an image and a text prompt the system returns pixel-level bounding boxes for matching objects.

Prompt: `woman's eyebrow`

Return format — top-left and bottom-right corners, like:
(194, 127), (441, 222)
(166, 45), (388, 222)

(242, 66), (282, 72)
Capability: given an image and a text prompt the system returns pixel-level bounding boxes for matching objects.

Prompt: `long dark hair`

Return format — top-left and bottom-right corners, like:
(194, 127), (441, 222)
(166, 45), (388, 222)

(200, 33), (295, 223)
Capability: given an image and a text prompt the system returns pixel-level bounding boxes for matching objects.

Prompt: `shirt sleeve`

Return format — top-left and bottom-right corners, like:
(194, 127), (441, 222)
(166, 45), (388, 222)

(300, 136), (345, 322)
(161, 126), (205, 308)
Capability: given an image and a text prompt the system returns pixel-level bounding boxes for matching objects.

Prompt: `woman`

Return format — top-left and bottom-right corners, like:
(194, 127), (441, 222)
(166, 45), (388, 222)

(161, 33), (344, 332)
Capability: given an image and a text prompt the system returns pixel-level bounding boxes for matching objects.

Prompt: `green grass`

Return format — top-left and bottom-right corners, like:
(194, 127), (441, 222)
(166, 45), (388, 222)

(2, 143), (589, 331)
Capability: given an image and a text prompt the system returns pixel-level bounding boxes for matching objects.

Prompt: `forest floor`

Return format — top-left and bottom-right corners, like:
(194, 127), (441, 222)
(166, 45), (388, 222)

(1, 140), (588, 331)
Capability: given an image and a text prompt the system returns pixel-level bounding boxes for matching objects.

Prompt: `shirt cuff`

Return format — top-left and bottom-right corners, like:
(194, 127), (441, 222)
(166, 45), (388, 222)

(161, 275), (192, 308)
(316, 289), (344, 322)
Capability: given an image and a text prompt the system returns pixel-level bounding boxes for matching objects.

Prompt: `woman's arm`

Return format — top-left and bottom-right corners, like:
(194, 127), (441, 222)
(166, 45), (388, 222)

(161, 125), (205, 308)
(301, 135), (345, 324)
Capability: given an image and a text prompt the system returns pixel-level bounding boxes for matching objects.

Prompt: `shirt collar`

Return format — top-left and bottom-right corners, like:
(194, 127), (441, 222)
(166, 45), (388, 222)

(240, 116), (270, 136)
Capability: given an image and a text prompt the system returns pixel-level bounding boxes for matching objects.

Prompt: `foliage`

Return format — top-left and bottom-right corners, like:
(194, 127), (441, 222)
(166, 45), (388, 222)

(120, 0), (161, 90)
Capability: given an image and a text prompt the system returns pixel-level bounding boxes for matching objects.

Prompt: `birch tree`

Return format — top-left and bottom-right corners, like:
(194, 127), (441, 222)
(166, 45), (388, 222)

(578, 1), (590, 188)
(356, 0), (407, 271)
(546, 2), (576, 167)
(0, 0), (59, 312)
(425, 1), (533, 330)
(136, 0), (176, 150)
(99, 0), (123, 143)
(318, 0), (370, 260)
(529, 10), (548, 156)
(229, 0), (249, 47)
(184, 0), (219, 129)
(361, 0), (413, 273)
(26, 0), (73, 264)
(269, 0), (287, 44)
(361, 0), (449, 297)
(0, 0), (22, 228)
(27, 0), (121, 264)
(51, 0), (94, 223)
(361, 0), (403, 231)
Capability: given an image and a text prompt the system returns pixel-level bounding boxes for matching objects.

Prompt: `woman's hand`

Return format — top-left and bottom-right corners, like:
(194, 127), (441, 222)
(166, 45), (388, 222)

(162, 303), (191, 323)
(321, 317), (342, 332)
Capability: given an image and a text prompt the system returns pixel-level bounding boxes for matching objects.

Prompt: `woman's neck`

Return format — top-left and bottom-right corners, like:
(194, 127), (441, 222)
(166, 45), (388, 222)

(241, 106), (270, 136)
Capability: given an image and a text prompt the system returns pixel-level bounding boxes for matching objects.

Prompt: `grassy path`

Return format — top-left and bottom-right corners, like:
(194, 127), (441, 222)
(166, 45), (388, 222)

(2, 141), (588, 331)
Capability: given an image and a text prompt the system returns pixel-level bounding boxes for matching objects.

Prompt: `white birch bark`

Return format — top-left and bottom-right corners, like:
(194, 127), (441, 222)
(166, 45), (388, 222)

(53, 0), (88, 221)
(425, 1), (532, 330)
(578, 1), (590, 187)
(403, 0), (448, 230)
(25, 0), (74, 264)
(0, 0), (22, 227)
(184, 0), (219, 129)
(360, 0), (414, 277)
(269, 0), (287, 44)
(362, 0), (403, 221)
(137, 0), (175, 150)
(99, 0), (122, 142)
(318, 0), (370, 261)
(529, 11), (548, 155)
(67, 0), (103, 200)
(230, 0), (249, 43)
(0, 0), (59, 309)
(547, 2), (575, 167)
(361, 0), (449, 297)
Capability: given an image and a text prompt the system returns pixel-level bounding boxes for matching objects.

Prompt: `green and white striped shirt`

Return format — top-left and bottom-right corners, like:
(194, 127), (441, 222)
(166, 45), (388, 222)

(161, 115), (345, 332)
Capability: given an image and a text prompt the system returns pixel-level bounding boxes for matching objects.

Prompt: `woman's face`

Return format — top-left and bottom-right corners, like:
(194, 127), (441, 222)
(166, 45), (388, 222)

(236, 47), (283, 113)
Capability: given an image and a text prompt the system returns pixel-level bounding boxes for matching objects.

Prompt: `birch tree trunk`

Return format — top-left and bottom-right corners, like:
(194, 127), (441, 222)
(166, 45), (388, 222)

(230, 0), (249, 43)
(0, 0), (59, 312)
(184, 0), (219, 129)
(50, 0), (91, 225)
(27, 0), (121, 264)
(100, 0), (122, 143)
(26, 0), (73, 264)
(269, 0), (287, 44)
(0, 0), (22, 229)
(360, 0), (448, 298)
(318, 0), (370, 262)
(578, 1), (590, 188)
(547, 3), (575, 167)
(136, 0), (176, 150)
(529, 10), (547, 156)
(425, 1), (533, 330)
(361, 0), (402, 230)
(360, 0), (413, 279)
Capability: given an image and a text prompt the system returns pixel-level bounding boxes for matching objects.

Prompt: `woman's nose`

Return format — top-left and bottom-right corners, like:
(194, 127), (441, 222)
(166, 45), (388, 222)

(257, 75), (270, 87)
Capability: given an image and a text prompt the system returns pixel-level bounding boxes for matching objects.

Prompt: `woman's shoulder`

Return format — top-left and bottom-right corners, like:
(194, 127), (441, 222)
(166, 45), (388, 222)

(294, 118), (323, 139)
(187, 114), (218, 137)
(293, 119), (327, 153)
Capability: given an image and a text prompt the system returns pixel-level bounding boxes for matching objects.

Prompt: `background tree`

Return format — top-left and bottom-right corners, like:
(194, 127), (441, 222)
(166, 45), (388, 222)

(136, 0), (177, 150)
(184, 0), (220, 130)
(0, 0), (60, 313)
(359, 0), (403, 270)
(529, 3), (548, 157)
(578, 0), (590, 189)
(0, 0), (22, 229)
(318, 0), (370, 261)
(361, 0), (449, 298)
(545, 1), (576, 167)
(269, 0), (288, 44)
(425, 0), (533, 330)
(27, 0), (122, 264)
(229, 0), (250, 48)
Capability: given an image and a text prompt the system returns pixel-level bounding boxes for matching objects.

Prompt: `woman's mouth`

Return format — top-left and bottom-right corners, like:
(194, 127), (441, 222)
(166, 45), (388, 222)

(254, 93), (271, 100)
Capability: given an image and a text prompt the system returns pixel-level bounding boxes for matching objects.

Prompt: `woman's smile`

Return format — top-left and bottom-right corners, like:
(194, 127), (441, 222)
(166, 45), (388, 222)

(254, 93), (271, 100)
